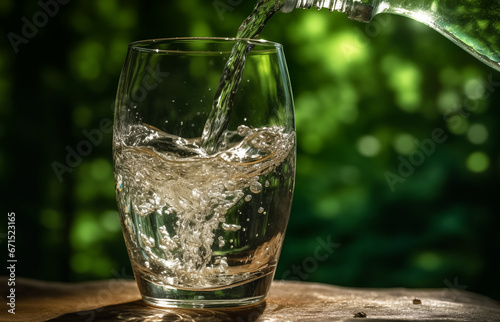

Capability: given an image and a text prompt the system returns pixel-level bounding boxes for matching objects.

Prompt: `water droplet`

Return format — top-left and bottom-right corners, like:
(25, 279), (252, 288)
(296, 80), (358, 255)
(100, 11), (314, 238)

(265, 180), (270, 188)
(244, 195), (252, 202)
(218, 239), (225, 247)
(250, 181), (262, 194)
(172, 99), (175, 103)
(246, 218), (250, 222)
(255, 234), (259, 237)
(258, 207), (265, 214)
(230, 245), (234, 249)
(242, 228), (246, 232)
(229, 239), (234, 243)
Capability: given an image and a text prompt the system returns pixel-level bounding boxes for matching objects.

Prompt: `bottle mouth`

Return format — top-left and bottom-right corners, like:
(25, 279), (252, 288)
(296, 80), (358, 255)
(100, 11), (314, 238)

(280, 0), (297, 13)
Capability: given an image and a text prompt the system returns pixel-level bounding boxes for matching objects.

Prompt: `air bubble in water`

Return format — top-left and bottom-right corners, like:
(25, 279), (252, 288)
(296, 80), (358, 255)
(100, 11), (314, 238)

(115, 122), (295, 288)
(250, 181), (262, 194)
(140, 233), (155, 247)
(218, 236), (225, 247)
(237, 125), (250, 136)
(265, 180), (270, 188)
(258, 207), (264, 214)
(222, 223), (241, 231)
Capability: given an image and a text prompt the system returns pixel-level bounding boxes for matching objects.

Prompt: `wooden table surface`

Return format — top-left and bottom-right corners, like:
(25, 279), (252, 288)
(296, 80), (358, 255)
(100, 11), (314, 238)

(1, 277), (499, 321)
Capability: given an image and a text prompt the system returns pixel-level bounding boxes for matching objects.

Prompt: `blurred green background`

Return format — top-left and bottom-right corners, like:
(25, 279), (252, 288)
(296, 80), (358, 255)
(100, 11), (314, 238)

(1, 0), (499, 300)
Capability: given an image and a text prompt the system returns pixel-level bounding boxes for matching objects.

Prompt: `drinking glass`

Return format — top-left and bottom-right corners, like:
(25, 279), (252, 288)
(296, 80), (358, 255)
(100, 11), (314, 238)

(113, 37), (296, 308)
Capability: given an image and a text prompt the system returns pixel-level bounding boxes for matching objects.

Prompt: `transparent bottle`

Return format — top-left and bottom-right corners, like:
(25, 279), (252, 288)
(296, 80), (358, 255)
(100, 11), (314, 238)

(281, 0), (500, 71)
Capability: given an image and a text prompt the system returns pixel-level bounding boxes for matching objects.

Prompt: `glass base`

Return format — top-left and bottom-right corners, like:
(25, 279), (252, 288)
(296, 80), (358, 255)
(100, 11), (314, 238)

(136, 272), (273, 309)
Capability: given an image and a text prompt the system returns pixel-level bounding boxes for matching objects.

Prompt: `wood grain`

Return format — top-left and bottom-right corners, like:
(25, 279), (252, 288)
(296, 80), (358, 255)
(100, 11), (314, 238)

(1, 277), (499, 321)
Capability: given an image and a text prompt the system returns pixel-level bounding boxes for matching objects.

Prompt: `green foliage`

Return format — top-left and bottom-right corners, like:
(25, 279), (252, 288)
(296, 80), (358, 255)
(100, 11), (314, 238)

(1, 0), (499, 299)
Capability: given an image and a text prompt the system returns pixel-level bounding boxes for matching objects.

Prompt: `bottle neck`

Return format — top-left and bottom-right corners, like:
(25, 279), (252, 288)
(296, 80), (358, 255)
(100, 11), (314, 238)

(282, 0), (375, 23)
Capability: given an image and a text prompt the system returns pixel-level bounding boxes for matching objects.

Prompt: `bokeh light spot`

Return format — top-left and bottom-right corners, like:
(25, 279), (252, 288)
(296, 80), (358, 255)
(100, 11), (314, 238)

(101, 210), (121, 232)
(415, 252), (442, 271)
(71, 213), (101, 249)
(316, 197), (341, 218)
(464, 78), (485, 100)
(357, 135), (381, 157)
(446, 115), (469, 135)
(339, 166), (361, 185)
(467, 123), (488, 144)
(466, 152), (489, 173)
(437, 90), (460, 113)
(301, 13), (328, 38)
(90, 158), (113, 181)
(71, 41), (105, 81)
(393, 133), (415, 155)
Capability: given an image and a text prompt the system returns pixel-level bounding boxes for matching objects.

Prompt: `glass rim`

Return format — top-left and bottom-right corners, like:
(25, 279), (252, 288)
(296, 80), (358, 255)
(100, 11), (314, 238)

(129, 37), (283, 54)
